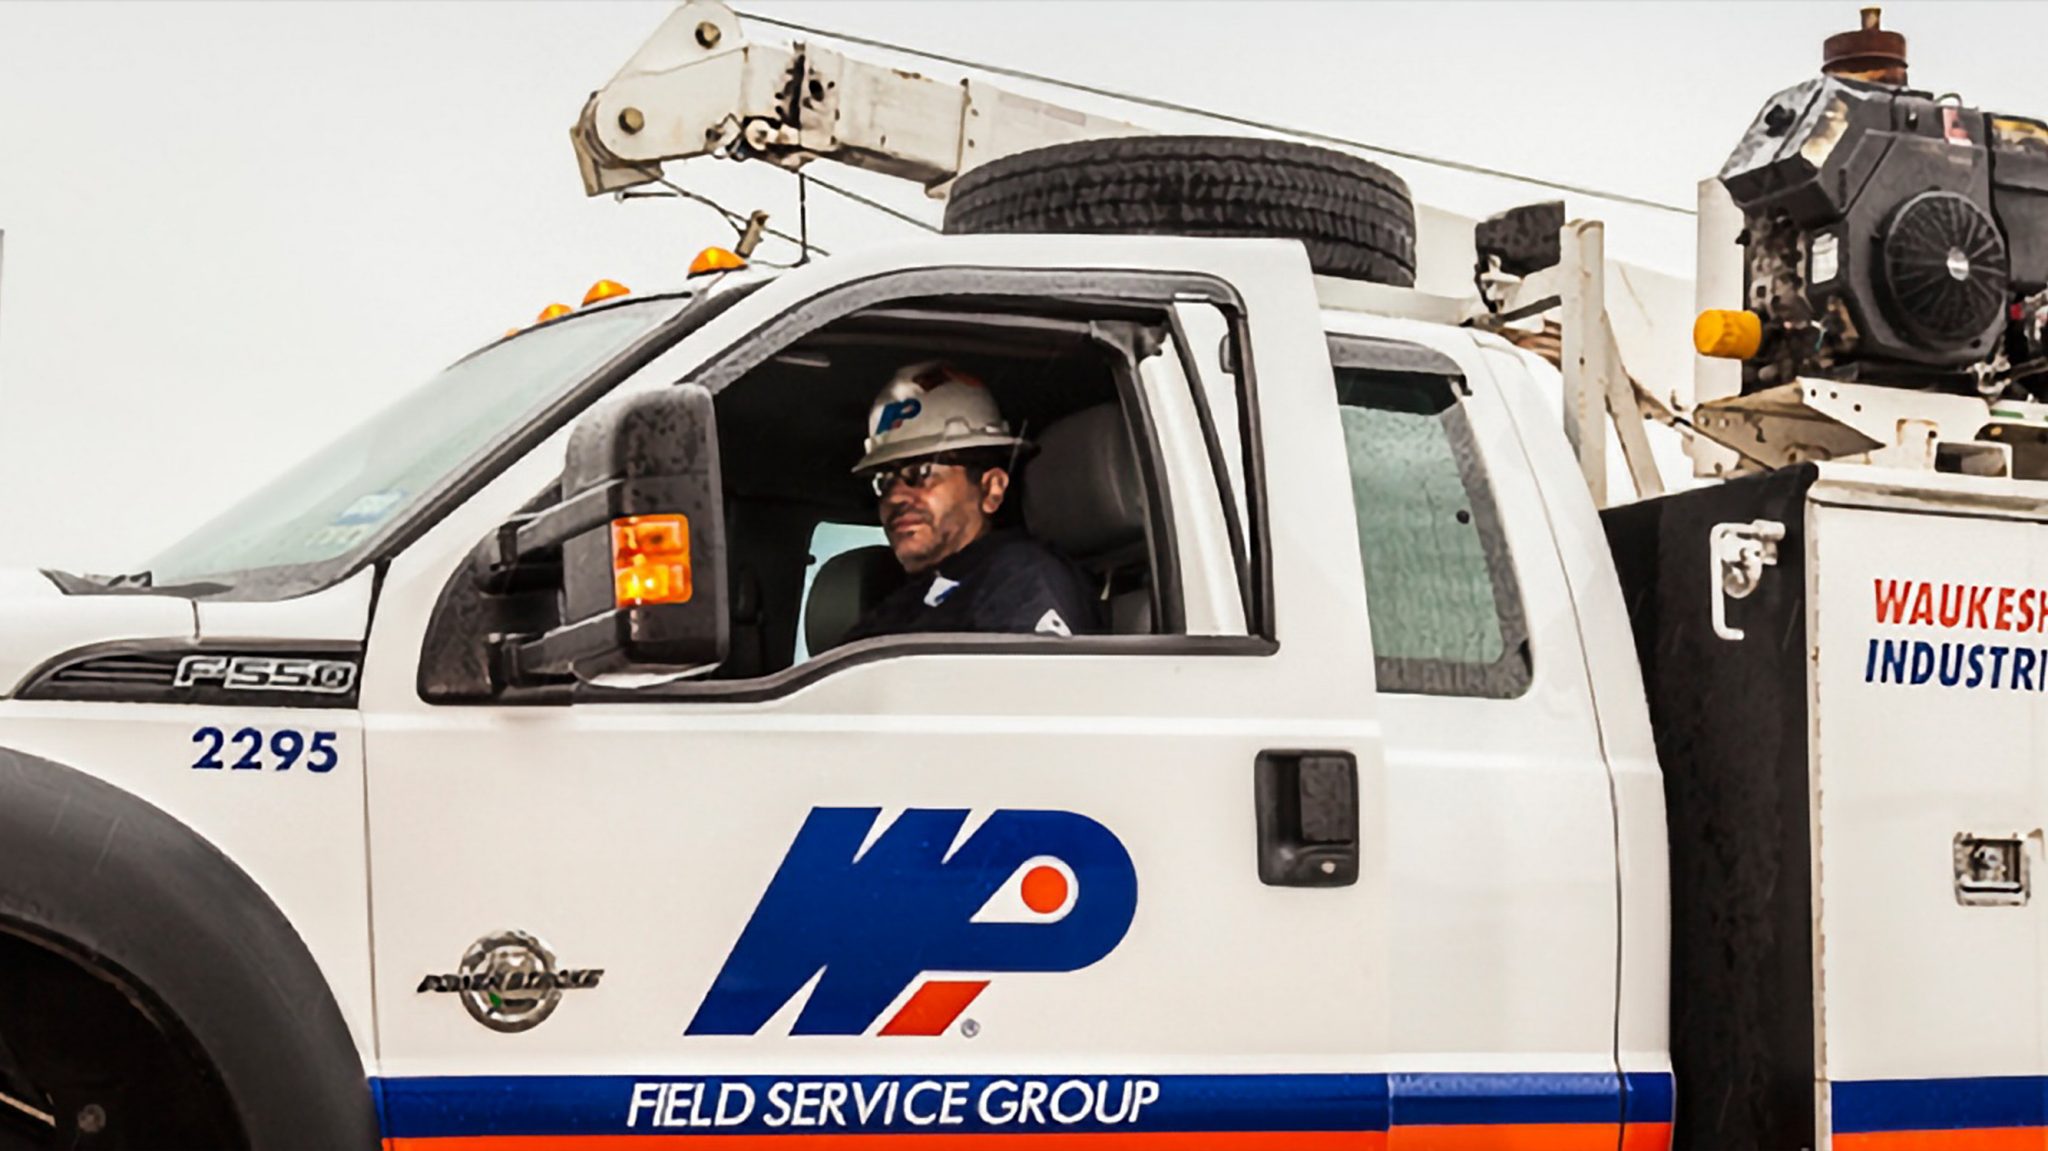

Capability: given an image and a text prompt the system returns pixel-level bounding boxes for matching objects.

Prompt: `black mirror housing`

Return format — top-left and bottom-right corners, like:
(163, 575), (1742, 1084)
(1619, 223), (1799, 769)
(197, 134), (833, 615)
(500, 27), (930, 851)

(1475, 200), (1566, 278)
(509, 384), (728, 681)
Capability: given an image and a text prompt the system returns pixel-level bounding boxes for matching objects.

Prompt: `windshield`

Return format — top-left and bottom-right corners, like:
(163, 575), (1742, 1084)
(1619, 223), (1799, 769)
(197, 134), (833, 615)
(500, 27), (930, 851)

(143, 296), (685, 595)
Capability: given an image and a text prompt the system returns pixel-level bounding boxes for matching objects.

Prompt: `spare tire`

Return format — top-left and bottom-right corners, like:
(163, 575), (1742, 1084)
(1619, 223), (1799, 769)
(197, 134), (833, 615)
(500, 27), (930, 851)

(944, 135), (1416, 286)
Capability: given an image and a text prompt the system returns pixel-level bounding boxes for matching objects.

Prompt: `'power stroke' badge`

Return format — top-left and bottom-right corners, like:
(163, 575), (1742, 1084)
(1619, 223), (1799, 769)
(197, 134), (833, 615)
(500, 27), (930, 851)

(418, 931), (603, 1033)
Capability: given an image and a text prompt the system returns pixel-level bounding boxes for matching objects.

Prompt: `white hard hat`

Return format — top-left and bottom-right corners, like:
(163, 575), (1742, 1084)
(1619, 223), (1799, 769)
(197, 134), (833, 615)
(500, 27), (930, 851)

(853, 361), (1030, 474)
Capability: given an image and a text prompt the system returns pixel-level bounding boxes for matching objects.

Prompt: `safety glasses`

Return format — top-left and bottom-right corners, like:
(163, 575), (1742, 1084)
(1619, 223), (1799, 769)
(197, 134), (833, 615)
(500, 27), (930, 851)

(869, 459), (960, 499)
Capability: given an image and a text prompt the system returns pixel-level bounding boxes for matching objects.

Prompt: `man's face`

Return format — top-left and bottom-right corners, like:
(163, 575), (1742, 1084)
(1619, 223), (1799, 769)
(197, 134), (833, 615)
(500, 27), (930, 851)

(876, 459), (1009, 573)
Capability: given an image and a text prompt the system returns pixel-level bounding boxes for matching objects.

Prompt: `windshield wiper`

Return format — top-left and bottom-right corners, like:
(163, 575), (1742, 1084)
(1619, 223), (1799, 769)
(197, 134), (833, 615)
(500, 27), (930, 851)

(41, 569), (231, 597)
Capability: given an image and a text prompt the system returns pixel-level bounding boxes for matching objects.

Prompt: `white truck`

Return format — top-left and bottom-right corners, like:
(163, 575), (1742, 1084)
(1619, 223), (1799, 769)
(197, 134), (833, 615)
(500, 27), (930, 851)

(5, 5), (2048, 1150)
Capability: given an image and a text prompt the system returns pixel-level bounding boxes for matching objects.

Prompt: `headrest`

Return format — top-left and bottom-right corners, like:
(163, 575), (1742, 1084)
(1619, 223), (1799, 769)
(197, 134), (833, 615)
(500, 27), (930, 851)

(1022, 403), (1146, 563)
(803, 544), (906, 655)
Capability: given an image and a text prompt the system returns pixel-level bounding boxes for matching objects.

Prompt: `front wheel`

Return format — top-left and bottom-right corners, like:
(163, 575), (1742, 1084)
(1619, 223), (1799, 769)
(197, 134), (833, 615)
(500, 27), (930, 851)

(0, 928), (243, 1150)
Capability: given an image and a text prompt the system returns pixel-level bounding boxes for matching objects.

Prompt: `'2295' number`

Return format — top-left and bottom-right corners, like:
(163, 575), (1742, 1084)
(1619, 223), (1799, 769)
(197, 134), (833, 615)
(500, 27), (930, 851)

(191, 727), (340, 772)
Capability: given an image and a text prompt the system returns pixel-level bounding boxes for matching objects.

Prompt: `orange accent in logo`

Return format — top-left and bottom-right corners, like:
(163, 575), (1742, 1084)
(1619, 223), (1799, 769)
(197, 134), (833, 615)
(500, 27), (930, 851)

(876, 979), (987, 1036)
(1021, 865), (1069, 915)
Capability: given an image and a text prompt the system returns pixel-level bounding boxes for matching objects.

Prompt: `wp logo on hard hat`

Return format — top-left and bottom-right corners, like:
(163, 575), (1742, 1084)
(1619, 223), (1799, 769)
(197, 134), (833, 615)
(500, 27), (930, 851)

(875, 398), (923, 435)
(687, 808), (1137, 1037)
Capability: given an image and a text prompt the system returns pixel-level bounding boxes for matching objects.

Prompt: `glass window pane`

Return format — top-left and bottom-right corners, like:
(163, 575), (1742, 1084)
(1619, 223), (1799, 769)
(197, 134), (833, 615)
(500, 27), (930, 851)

(145, 298), (682, 588)
(1335, 366), (1529, 697)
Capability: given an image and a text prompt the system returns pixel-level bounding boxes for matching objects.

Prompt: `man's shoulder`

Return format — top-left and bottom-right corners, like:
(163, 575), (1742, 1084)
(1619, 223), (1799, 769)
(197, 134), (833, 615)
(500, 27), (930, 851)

(974, 531), (1085, 578)
(982, 530), (1063, 561)
(953, 531), (1098, 635)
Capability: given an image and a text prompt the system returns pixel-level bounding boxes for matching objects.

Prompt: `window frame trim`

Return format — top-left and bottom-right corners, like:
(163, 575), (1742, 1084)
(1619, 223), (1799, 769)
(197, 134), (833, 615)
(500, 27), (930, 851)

(1166, 304), (1255, 632)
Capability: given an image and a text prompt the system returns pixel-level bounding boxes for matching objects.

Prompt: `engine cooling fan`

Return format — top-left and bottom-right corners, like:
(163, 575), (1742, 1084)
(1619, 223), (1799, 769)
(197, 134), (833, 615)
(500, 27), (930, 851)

(1878, 191), (2009, 351)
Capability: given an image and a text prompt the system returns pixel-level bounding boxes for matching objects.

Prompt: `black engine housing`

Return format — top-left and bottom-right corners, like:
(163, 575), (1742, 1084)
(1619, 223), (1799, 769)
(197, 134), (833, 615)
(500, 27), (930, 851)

(1719, 75), (2048, 391)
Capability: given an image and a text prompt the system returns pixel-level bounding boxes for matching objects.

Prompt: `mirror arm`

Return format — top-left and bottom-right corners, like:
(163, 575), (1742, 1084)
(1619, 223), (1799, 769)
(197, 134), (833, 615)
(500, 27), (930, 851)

(504, 614), (622, 681)
(474, 482), (626, 585)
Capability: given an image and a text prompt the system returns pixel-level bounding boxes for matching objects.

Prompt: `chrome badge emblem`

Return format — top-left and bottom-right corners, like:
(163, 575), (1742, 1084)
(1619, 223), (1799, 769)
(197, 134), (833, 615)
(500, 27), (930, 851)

(173, 654), (357, 694)
(416, 931), (603, 1033)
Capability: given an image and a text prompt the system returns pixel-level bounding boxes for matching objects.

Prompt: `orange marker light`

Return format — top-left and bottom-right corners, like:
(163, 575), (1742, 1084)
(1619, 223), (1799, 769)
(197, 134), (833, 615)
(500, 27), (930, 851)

(613, 515), (692, 607)
(583, 278), (631, 306)
(536, 302), (573, 323)
(1694, 308), (1763, 360)
(688, 246), (747, 276)
(504, 327), (522, 338)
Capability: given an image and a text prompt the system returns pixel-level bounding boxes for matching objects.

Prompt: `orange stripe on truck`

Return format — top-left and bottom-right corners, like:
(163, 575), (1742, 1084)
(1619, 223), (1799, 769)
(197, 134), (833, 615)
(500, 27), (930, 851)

(1619, 1120), (1674, 1151)
(1835, 1129), (2048, 1151)
(387, 1130), (1669, 1151)
(387, 1134), (1389, 1151)
(1388, 1123), (1622, 1150)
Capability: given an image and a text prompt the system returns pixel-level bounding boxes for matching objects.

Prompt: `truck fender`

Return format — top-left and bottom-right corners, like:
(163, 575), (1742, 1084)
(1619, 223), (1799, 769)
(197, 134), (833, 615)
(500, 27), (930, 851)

(0, 746), (377, 1149)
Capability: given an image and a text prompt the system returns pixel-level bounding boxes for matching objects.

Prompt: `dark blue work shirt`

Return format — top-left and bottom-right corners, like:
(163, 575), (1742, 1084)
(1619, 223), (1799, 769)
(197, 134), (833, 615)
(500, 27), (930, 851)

(844, 530), (1099, 642)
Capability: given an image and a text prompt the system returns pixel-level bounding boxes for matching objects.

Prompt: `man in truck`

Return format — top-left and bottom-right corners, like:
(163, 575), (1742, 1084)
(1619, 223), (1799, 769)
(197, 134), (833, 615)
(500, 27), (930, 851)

(841, 361), (1098, 642)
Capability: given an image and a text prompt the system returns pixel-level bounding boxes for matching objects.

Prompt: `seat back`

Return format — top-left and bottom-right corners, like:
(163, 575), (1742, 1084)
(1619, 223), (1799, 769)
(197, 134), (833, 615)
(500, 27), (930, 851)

(1022, 403), (1153, 632)
(802, 544), (907, 655)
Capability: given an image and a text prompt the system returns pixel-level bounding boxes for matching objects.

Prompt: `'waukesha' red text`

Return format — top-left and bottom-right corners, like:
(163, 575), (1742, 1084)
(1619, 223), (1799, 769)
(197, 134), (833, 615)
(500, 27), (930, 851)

(1874, 579), (2048, 633)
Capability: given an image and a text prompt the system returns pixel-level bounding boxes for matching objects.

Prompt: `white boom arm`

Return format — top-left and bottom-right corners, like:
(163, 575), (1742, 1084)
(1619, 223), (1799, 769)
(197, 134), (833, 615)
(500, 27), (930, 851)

(571, 0), (1145, 196)
(574, 0), (1699, 507)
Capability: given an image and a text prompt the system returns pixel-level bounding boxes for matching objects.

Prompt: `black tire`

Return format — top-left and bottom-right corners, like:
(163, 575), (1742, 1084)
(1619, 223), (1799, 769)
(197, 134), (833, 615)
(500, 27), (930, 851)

(943, 135), (1416, 286)
(0, 748), (378, 1151)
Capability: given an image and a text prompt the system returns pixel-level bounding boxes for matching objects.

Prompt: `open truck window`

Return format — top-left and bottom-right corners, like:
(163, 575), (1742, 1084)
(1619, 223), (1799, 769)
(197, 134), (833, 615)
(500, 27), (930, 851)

(709, 299), (1185, 680)
(415, 267), (1265, 706)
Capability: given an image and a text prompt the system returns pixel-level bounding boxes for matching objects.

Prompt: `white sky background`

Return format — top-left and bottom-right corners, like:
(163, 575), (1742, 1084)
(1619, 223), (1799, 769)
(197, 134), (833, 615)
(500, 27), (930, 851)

(0, 0), (2039, 572)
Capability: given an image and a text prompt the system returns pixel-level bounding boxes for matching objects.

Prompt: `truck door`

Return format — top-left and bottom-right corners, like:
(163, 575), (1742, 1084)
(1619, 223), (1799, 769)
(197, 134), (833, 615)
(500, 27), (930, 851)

(1222, 316), (1635, 1147)
(358, 237), (1397, 1145)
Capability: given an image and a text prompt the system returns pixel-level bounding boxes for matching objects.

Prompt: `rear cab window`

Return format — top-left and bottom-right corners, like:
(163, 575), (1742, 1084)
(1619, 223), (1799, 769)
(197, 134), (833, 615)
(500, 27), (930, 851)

(1326, 335), (1531, 698)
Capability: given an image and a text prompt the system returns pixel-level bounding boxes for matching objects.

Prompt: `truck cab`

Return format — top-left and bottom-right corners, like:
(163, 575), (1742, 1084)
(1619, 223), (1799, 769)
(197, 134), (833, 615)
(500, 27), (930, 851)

(15, 5), (2048, 1148)
(0, 231), (1671, 1149)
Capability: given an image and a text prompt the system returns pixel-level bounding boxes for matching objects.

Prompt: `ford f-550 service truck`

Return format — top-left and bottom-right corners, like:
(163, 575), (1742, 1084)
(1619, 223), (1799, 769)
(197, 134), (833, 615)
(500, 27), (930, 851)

(5, 4), (2048, 1150)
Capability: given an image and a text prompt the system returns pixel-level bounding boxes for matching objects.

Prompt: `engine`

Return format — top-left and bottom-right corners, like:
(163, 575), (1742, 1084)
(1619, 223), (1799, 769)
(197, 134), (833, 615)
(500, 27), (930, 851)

(1711, 12), (2048, 397)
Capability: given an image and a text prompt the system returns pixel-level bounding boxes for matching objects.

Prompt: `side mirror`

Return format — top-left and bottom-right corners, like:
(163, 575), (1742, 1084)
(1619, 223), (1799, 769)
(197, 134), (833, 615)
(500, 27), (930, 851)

(1475, 199), (1566, 278)
(493, 384), (728, 683)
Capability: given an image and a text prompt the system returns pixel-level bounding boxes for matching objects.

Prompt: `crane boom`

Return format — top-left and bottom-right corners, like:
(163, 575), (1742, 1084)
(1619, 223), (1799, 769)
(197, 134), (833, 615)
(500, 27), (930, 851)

(570, 0), (1146, 197)
(571, 0), (1700, 501)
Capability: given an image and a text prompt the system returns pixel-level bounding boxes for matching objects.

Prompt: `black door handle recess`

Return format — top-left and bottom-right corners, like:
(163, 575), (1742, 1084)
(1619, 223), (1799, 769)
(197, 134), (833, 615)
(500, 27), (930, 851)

(1254, 750), (1359, 887)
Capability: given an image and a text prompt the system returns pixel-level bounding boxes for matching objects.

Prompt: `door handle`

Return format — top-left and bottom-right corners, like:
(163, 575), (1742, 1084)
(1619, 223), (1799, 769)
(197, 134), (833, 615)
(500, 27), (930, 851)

(1254, 750), (1359, 887)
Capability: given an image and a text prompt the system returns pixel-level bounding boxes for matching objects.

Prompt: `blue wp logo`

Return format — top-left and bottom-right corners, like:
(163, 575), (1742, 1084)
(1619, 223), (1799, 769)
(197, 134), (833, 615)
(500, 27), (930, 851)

(874, 398), (922, 434)
(687, 808), (1138, 1037)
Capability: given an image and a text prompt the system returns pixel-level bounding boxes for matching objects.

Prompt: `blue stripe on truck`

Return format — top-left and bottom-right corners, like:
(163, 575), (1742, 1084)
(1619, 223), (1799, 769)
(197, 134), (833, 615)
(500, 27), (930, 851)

(374, 1070), (1676, 1139)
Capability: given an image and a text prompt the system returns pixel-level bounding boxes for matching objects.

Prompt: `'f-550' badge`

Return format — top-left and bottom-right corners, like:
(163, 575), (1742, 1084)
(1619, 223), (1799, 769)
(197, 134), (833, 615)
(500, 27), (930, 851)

(173, 654), (357, 694)
(417, 931), (603, 1033)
